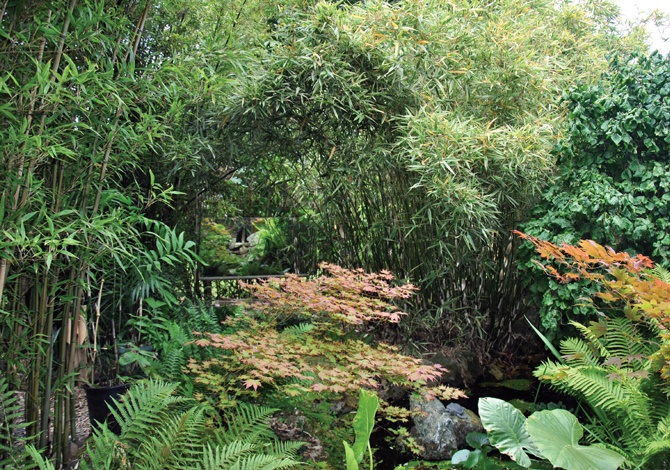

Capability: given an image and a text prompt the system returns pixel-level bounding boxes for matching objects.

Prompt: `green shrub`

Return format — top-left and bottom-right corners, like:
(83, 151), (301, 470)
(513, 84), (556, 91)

(520, 52), (670, 336)
(476, 397), (623, 470)
(519, 232), (670, 467)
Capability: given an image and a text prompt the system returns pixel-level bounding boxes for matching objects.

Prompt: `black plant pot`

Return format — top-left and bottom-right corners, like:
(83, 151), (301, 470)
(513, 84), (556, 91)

(84, 383), (130, 435)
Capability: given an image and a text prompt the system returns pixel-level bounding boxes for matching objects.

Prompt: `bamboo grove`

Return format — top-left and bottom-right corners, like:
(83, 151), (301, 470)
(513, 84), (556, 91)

(215, 0), (649, 347)
(0, 0), (250, 465)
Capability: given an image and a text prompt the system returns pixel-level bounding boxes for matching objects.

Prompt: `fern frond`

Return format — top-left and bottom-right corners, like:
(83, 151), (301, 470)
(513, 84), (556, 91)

(644, 438), (670, 457)
(603, 317), (654, 361)
(281, 323), (314, 336)
(201, 438), (303, 469)
(265, 440), (304, 457)
(135, 407), (207, 469)
(201, 441), (260, 470)
(560, 337), (599, 367)
(655, 408), (670, 440)
(0, 377), (30, 468)
(83, 380), (301, 470)
(570, 321), (609, 358)
(185, 301), (223, 336)
(162, 347), (186, 381)
(107, 380), (189, 441)
(538, 315), (670, 468)
(619, 387), (655, 448)
(82, 423), (128, 469)
(652, 266), (670, 284)
(225, 453), (302, 470)
(218, 404), (278, 445)
(166, 321), (192, 345)
(26, 445), (56, 470)
(553, 366), (630, 412)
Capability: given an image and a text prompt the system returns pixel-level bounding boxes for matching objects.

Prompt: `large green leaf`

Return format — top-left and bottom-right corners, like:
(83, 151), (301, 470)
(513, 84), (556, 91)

(525, 409), (624, 470)
(466, 432), (490, 449)
(351, 389), (379, 464)
(344, 441), (359, 470)
(479, 397), (542, 467)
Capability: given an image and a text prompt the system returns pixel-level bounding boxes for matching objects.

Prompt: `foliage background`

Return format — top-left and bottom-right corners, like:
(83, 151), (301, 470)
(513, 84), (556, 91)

(520, 52), (670, 334)
(214, 0), (647, 348)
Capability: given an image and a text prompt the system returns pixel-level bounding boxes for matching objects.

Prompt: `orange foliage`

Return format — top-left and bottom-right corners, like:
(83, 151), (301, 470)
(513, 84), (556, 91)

(189, 264), (464, 408)
(516, 231), (670, 379)
(239, 263), (418, 324)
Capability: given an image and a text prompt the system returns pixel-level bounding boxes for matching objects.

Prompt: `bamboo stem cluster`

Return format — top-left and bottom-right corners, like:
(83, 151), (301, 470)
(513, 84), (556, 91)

(0, 0), (195, 465)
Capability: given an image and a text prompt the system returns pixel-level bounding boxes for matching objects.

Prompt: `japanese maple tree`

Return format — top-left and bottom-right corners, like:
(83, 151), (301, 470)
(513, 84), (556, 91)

(189, 263), (464, 408)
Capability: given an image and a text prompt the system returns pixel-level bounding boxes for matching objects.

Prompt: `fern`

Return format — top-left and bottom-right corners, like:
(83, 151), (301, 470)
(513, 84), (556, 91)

(162, 347), (187, 379)
(82, 379), (302, 470)
(0, 377), (30, 468)
(652, 266), (670, 284)
(26, 445), (55, 470)
(134, 408), (208, 469)
(281, 323), (314, 336)
(535, 318), (670, 468)
(108, 380), (188, 440)
(217, 404), (278, 445)
(560, 337), (599, 367)
(570, 321), (610, 358)
(182, 300), (224, 336)
(221, 452), (303, 470)
(602, 317), (656, 360)
(201, 441), (303, 470)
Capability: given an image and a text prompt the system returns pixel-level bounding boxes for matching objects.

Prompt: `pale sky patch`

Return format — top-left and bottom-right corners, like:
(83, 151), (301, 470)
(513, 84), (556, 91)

(611, 0), (670, 53)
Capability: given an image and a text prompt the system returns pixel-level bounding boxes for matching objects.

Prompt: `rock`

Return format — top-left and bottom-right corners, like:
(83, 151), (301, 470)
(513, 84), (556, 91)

(68, 441), (79, 459)
(446, 403), (467, 418)
(428, 350), (481, 388)
(247, 231), (261, 246)
(409, 394), (484, 461)
(238, 245), (249, 254)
